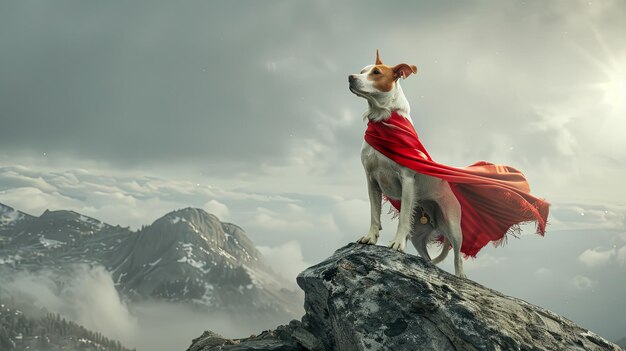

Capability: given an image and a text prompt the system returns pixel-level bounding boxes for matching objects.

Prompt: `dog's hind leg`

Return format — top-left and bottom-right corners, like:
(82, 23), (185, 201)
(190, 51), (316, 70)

(447, 221), (466, 278)
(438, 207), (466, 278)
(435, 183), (466, 278)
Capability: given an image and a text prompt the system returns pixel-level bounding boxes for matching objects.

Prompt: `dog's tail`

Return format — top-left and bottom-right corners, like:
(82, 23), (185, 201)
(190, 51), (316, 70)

(430, 236), (450, 264)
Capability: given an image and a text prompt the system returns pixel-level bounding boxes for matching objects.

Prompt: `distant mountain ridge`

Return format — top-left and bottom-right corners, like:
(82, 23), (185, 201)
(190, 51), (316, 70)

(0, 202), (302, 321)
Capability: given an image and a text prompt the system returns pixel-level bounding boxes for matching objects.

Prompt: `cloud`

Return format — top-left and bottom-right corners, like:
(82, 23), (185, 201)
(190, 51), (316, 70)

(203, 199), (229, 221)
(548, 203), (626, 231)
(257, 241), (310, 285)
(319, 213), (340, 233)
(572, 275), (597, 290)
(0, 170), (57, 192)
(578, 247), (616, 267)
(332, 198), (370, 235)
(1, 265), (137, 344)
(0, 186), (84, 216)
(0, 165), (298, 229)
(617, 245), (626, 266)
(0, 0), (620, 202)
(1, 0), (625, 203)
(533, 267), (552, 276)
(252, 206), (313, 231)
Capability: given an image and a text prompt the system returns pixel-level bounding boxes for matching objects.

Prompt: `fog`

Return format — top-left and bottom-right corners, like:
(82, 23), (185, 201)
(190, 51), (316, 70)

(0, 264), (287, 351)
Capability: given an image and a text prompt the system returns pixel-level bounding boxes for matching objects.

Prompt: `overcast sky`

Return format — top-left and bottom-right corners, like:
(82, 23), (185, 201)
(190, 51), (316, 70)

(1, 0), (625, 342)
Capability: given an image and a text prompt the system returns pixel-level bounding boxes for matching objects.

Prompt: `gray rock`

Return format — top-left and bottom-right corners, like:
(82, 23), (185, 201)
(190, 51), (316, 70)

(188, 331), (236, 351)
(186, 322), (307, 351)
(188, 243), (622, 351)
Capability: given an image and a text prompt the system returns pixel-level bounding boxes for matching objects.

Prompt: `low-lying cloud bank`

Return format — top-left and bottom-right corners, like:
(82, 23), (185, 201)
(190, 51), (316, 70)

(0, 264), (290, 351)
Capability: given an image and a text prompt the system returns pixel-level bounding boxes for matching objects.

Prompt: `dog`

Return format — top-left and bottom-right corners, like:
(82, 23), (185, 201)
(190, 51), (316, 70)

(349, 50), (466, 278)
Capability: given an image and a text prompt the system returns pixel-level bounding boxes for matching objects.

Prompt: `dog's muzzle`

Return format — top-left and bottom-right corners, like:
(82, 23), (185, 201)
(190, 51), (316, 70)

(348, 75), (364, 93)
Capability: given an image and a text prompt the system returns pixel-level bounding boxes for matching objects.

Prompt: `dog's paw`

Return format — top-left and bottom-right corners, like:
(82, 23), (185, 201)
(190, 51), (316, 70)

(357, 233), (378, 245)
(388, 240), (406, 252)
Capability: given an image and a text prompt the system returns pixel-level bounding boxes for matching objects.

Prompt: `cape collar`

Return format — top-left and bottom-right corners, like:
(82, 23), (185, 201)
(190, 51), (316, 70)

(365, 110), (432, 161)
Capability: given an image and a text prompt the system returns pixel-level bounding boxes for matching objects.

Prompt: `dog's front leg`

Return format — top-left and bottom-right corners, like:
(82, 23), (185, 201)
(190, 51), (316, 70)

(357, 176), (382, 245)
(389, 171), (416, 252)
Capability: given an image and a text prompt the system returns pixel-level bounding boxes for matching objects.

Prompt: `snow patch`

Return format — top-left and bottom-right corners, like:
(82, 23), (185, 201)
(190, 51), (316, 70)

(216, 247), (235, 261)
(186, 221), (200, 233)
(0, 254), (22, 265)
(178, 243), (210, 273)
(148, 258), (162, 267)
(116, 272), (127, 285)
(170, 216), (187, 224)
(0, 210), (23, 226)
(192, 282), (215, 306)
(78, 214), (103, 229)
(39, 237), (66, 248)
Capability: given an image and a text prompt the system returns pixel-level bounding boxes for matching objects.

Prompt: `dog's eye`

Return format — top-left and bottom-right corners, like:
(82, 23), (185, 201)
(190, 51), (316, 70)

(372, 69), (381, 75)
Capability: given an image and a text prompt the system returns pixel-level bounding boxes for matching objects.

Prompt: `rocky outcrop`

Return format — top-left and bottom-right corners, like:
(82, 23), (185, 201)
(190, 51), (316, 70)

(188, 243), (622, 351)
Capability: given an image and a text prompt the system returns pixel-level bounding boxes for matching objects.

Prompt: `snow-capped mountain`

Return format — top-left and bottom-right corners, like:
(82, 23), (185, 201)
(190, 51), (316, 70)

(106, 207), (301, 317)
(9, 209), (112, 248)
(0, 203), (131, 266)
(0, 203), (302, 321)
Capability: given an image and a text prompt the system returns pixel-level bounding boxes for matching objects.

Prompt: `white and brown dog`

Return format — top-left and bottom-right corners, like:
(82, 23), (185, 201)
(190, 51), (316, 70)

(350, 50), (466, 278)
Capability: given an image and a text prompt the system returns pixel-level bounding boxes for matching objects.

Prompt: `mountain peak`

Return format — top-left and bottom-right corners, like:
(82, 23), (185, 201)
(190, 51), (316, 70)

(150, 207), (225, 243)
(112, 206), (276, 306)
(165, 207), (217, 222)
(40, 208), (80, 218)
(0, 202), (15, 212)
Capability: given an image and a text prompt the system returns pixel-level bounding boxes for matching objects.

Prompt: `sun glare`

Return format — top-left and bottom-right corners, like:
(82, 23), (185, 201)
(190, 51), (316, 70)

(572, 25), (626, 113)
(582, 52), (626, 112)
(598, 73), (626, 111)
(569, 25), (626, 157)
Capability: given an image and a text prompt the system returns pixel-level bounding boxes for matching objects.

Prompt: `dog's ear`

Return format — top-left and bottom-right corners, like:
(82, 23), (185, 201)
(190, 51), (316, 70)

(375, 49), (383, 65)
(393, 63), (418, 80)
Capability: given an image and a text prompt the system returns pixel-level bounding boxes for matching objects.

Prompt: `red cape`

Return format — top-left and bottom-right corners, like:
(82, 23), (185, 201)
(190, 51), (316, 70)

(364, 111), (549, 257)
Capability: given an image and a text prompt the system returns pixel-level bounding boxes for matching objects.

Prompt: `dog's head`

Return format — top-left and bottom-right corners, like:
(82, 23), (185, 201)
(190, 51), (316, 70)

(348, 49), (417, 102)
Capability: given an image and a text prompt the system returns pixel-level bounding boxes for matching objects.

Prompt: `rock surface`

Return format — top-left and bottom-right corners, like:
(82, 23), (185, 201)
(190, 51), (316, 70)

(188, 243), (622, 351)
